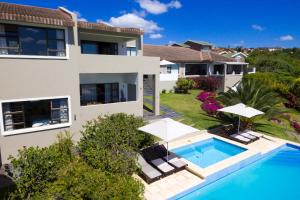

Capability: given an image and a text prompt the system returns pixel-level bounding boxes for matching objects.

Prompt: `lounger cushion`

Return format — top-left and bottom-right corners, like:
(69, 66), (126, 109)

(240, 132), (256, 139)
(138, 155), (162, 179)
(163, 155), (187, 168)
(231, 134), (251, 142)
(151, 158), (174, 173)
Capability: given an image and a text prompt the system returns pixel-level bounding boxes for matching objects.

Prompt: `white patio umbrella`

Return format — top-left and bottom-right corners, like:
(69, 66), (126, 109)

(218, 103), (264, 134)
(138, 118), (199, 161)
(160, 60), (175, 66)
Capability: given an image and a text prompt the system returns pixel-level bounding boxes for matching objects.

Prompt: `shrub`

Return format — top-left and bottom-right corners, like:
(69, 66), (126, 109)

(201, 98), (223, 115)
(162, 89), (166, 94)
(175, 78), (194, 93)
(189, 77), (222, 92)
(36, 159), (144, 200)
(8, 133), (74, 199)
(196, 91), (216, 102)
(79, 113), (154, 175)
(292, 78), (300, 97)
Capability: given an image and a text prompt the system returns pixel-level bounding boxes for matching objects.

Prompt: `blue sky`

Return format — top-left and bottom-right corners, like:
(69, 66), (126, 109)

(5, 0), (300, 47)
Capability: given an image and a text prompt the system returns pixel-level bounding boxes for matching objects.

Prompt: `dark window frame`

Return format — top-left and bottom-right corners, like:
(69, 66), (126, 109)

(0, 23), (66, 56)
(185, 63), (208, 76)
(2, 98), (69, 132)
(80, 83), (120, 106)
(81, 40), (118, 55)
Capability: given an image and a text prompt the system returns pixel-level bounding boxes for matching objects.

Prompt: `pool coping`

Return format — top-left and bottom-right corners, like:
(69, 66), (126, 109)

(169, 142), (290, 200)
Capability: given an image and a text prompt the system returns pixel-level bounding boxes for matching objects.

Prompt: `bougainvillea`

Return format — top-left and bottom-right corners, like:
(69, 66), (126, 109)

(291, 121), (300, 133)
(201, 98), (223, 115)
(196, 91), (216, 102)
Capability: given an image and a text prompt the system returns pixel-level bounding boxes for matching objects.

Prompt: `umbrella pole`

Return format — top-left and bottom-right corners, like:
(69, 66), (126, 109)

(166, 142), (169, 162)
(237, 116), (241, 134)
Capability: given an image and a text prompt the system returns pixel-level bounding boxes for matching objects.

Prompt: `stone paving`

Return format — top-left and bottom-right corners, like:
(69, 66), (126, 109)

(143, 98), (182, 120)
(141, 131), (289, 200)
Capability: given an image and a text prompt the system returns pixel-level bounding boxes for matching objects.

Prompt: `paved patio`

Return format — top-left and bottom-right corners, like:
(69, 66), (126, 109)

(140, 131), (289, 200)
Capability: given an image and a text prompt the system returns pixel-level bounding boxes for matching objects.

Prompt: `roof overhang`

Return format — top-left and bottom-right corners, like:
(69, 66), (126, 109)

(215, 61), (249, 65)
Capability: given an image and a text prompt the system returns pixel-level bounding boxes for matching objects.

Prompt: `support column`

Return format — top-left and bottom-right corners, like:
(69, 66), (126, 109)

(153, 74), (160, 116)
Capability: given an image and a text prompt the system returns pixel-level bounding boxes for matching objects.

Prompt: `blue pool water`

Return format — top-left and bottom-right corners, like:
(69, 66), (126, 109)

(175, 144), (300, 200)
(172, 138), (246, 168)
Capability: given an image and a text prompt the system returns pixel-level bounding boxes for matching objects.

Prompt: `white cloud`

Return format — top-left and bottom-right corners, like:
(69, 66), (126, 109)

(149, 33), (163, 39)
(232, 40), (245, 47)
(168, 40), (176, 45)
(280, 35), (294, 41)
(73, 10), (87, 22)
(136, 0), (182, 15)
(96, 19), (113, 27)
(251, 24), (264, 31)
(106, 13), (162, 33)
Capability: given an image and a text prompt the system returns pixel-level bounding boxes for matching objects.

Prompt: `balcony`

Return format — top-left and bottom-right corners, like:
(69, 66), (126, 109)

(78, 54), (160, 74)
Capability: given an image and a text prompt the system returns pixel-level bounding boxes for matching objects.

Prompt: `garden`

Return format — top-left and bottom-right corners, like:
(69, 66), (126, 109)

(160, 51), (300, 142)
(1, 113), (155, 200)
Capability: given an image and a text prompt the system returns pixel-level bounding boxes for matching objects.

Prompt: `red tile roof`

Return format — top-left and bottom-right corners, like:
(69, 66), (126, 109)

(77, 21), (144, 35)
(0, 2), (74, 27)
(143, 44), (235, 63)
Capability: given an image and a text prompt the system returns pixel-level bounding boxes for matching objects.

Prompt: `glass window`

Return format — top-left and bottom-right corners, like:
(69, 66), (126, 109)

(213, 65), (224, 75)
(185, 64), (207, 75)
(167, 66), (172, 74)
(80, 83), (119, 106)
(227, 65), (242, 74)
(127, 47), (137, 56)
(1, 97), (70, 134)
(19, 27), (47, 55)
(0, 23), (66, 57)
(81, 42), (98, 54)
(81, 41), (118, 55)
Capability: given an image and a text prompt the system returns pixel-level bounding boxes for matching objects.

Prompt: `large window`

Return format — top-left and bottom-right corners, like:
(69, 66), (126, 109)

(80, 83), (119, 106)
(127, 47), (137, 56)
(227, 65), (243, 75)
(1, 97), (70, 135)
(0, 24), (66, 57)
(213, 65), (225, 75)
(185, 64), (207, 76)
(81, 41), (118, 55)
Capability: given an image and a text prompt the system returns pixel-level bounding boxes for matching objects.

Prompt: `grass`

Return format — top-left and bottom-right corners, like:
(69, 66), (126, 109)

(158, 89), (300, 143)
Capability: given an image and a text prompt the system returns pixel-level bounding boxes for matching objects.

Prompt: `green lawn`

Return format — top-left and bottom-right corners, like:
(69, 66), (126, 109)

(158, 90), (300, 143)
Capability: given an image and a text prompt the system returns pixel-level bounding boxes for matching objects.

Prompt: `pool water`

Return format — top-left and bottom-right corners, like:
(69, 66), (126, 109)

(172, 138), (246, 168)
(176, 144), (300, 200)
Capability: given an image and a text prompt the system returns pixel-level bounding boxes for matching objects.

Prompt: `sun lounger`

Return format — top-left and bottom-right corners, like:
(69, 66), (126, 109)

(231, 134), (251, 144)
(163, 153), (187, 170)
(137, 155), (162, 184)
(151, 158), (175, 175)
(153, 145), (187, 170)
(240, 132), (257, 140)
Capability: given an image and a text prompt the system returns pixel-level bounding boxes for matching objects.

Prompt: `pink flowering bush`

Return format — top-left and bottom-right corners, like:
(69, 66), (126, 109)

(291, 121), (300, 133)
(201, 98), (223, 115)
(196, 91), (216, 102)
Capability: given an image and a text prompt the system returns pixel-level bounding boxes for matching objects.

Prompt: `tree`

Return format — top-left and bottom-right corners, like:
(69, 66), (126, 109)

(35, 159), (144, 200)
(79, 113), (154, 175)
(217, 79), (283, 128)
(8, 132), (75, 199)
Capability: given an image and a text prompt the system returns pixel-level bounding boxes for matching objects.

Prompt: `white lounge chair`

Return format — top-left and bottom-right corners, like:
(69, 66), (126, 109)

(240, 132), (257, 140)
(163, 153), (187, 170)
(151, 158), (175, 175)
(138, 155), (162, 183)
(231, 134), (251, 143)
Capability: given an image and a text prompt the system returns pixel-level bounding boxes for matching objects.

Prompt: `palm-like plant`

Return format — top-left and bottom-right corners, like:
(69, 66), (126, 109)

(217, 79), (284, 129)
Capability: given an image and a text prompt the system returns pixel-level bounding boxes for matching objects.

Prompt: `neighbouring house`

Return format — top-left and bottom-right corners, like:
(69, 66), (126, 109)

(143, 44), (250, 92)
(220, 52), (248, 62)
(183, 40), (214, 51)
(0, 2), (160, 163)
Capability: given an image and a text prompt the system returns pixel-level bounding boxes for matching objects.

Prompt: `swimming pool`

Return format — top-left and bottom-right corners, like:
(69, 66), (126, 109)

(174, 144), (300, 200)
(172, 138), (246, 168)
